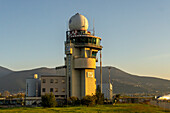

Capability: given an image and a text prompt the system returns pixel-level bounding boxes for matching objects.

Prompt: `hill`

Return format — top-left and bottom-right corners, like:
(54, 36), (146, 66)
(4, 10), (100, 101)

(0, 66), (13, 77)
(0, 66), (170, 94)
(0, 67), (64, 93)
(96, 66), (170, 94)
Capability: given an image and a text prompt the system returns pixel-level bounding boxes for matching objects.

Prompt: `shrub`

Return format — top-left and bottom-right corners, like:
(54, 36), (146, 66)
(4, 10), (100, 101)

(95, 85), (104, 104)
(67, 96), (80, 106)
(113, 94), (120, 104)
(81, 95), (96, 106)
(41, 93), (57, 107)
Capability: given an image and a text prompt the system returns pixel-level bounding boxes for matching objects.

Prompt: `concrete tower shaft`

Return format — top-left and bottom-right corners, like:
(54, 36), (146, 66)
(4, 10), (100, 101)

(65, 13), (102, 99)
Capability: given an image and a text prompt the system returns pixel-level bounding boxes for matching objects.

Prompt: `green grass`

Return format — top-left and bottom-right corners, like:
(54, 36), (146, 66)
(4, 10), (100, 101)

(0, 104), (170, 113)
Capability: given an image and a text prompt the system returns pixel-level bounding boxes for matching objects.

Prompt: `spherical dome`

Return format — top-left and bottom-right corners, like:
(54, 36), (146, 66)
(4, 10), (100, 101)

(34, 74), (38, 79)
(69, 13), (89, 31)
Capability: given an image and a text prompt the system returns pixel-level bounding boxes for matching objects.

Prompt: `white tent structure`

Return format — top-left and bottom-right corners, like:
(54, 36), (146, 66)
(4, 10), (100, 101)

(158, 94), (170, 100)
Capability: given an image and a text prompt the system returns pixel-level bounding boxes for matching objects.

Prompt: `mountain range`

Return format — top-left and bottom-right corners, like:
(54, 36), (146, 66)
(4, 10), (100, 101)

(0, 66), (13, 77)
(0, 66), (170, 94)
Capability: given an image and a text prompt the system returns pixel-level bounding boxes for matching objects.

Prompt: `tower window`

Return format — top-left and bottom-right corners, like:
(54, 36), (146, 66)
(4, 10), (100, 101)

(88, 37), (92, 43)
(80, 38), (85, 43)
(92, 51), (97, 57)
(92, 38), (96, 44)
(85, 38), (88, 43)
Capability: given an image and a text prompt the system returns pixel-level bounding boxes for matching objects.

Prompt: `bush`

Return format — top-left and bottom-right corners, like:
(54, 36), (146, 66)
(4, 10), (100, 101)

(41, 93), (57, 107)
(67, 96), (80, 106)
(95, 85), (104, 104)
(113, 94), (120, 104)
(81, 95), (96, 107)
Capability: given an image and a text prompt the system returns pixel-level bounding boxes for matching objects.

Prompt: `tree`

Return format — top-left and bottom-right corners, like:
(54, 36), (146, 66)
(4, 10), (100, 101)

(81, 95), (96, 107)
(67, 96), (80, 106)
(41, 93), (57, 107)
(95, 85), (104, 104)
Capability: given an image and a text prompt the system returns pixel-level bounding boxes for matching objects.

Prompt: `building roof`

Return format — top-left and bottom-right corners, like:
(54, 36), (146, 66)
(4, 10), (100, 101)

(41, 75), (66, 77)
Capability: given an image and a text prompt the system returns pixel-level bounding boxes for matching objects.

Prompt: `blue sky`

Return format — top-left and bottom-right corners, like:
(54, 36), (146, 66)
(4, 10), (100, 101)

(1, 0), (170, 80)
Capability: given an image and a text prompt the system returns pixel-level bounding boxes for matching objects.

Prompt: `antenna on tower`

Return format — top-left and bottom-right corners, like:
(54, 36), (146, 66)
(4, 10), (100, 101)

(83, 18), (85, 28)
(66, 21), (69, 31)
(93, 19), (95, 36)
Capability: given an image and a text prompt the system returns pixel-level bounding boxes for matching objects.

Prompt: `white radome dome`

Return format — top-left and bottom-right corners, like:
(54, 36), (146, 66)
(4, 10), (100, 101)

(69, 13), (89, 31)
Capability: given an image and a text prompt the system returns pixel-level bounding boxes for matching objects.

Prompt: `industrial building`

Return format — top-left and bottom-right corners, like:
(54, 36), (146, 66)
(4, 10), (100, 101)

(26, 74), (41, 97)
(25, 74), (41, 105)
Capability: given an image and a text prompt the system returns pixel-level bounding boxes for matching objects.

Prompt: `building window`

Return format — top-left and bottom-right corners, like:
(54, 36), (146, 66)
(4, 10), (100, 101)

(55, 79), (58, 83)
(62, 88), (65, 92)
(92, 38), (96, 44)
(55, 88), (58, 92)
(92, 51), (97, 57)
(61, 95), (65, 97)
(50, 88), (53, 92)
(55, 95), (59, 97)
(42, 88), (46, 92)
(42, 79), (46, 83)
(50, 79), (54, 83)
(62, 79), (65, 83)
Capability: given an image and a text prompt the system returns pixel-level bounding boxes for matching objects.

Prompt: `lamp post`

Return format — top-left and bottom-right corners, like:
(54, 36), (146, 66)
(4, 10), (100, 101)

(100, 50), (102, 93)
(108, 67), (111, 86)
(108, 66), (112, 100)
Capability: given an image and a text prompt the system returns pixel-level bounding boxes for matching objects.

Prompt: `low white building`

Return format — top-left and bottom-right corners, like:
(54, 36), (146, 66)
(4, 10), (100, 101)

(97, 83), (113, 100)
(158, 94), (170, 100)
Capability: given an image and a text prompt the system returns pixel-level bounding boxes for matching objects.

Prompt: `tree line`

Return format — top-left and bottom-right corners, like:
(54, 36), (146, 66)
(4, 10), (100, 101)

(41, 85), (105, 107)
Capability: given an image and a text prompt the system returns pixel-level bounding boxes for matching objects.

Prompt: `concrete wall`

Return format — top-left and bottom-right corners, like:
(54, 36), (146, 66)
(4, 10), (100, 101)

(74, 58), (96, 69)
(85, 69), (96, 96)
(71, 69), (81, 98)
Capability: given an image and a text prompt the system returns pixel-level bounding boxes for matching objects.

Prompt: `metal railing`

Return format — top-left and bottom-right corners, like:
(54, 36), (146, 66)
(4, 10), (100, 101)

(74, 42), (102, 49)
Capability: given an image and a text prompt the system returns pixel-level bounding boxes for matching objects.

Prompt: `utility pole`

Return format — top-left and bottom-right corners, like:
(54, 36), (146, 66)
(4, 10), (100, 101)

(108, 66), (112, 100)
(108, 67), (111, 86)
(100, 50), (102, 93)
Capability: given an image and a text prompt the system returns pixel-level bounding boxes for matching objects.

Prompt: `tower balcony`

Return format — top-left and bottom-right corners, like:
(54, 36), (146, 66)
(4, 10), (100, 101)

(74, 43), (102, 50)
(66, 34), (103, 50)
(74, 58), (96, 69)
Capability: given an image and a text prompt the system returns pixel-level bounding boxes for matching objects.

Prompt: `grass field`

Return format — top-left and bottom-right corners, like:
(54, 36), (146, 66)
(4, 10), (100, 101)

(0, 104), (170, 113)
